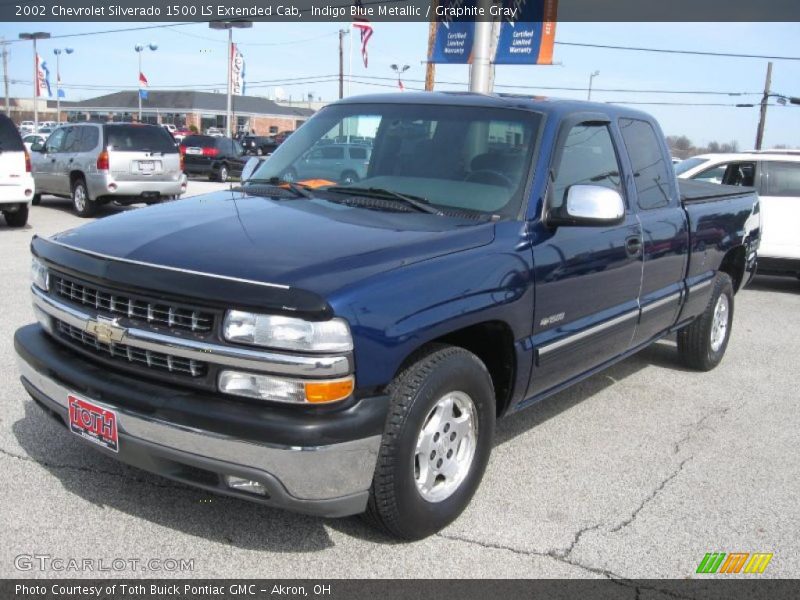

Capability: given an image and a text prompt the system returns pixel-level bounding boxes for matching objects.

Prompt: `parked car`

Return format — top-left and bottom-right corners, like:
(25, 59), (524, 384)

(15, 94), (759, 541)
(22, 133), (47, 152)
(283, 143), (371, 184)
(0, 114), (35, 227)
(162, 124), (177, 134)
(677, 151), (799, 278)
(241, 135), (278, 156)
(205, 127), (224, 137)
(172, 128), (192, 143)
(273, 130), (294, 144)
(29, 122), (186, 217)
(180, 135), (248, 182)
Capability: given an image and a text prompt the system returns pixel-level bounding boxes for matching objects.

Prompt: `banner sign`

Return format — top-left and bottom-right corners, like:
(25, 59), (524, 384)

(494, 0), (558, 64)
(231, 43), (245, 95)
(429, 0), (477, 64)
(35, 54), (51, 97)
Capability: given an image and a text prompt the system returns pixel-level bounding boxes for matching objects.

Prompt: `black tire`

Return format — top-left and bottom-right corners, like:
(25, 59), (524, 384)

(71, 178), (97, 218)
(218, 164), (229, 183)
(4, 205), (29, 227)
(32, 194), (41, 206)
(364, 344), (495, 540)
(340, 170), (359, 185)
(677, 272), (734, 371)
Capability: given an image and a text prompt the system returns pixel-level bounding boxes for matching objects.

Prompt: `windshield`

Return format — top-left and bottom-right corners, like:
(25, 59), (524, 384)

(249, 103), (542, 217)
(674, 156), (709, 175)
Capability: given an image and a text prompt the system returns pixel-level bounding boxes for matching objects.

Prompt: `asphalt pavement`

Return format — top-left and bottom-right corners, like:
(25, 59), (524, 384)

(1, 182), (798, 581)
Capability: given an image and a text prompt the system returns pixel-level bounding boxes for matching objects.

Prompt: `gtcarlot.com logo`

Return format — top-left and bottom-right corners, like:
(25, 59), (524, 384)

(14, 554), (194, 572)
(696, 552), (773, 574)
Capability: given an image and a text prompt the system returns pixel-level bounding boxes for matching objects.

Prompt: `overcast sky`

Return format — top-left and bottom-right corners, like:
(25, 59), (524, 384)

(2, 21), (799, 148)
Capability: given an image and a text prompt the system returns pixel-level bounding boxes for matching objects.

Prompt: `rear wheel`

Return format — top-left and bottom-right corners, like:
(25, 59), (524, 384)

(364, 345), (495, 539)
(3, 205), (29, 227)
(31, 194), (41, 206)
(677, 272), (734, 371)
(218, 164), (229, 183)
(71, 178), (97, 218)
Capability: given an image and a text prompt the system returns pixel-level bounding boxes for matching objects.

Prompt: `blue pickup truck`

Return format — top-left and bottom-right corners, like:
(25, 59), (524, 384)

(16, 93), (759, 539)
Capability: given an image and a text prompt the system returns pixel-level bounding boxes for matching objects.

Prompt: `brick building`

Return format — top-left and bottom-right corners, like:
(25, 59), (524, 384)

(58, 90), (315, 135)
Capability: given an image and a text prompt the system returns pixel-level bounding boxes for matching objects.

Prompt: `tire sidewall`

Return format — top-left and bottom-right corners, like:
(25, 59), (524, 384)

(704, 274), (734, 367)
(72, 179), (93, 217)
(388, 351), (495, 538)
(219, 164), (229, 183)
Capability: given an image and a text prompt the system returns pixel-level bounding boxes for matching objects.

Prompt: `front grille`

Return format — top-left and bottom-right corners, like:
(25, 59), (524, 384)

(51, 274), (214, 334)
(56, 320), (207, 377)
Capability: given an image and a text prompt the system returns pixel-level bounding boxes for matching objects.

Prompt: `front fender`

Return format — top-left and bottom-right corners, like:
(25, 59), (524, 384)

(330, 224), (534, 391)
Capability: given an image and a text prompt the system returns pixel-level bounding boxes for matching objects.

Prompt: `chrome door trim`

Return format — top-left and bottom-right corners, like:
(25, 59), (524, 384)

(538, 310), (639, 357)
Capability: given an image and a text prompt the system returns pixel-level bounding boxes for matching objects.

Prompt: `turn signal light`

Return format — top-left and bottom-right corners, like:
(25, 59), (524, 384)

(24, 150), (31, 173)
(304, 379), (355, 404)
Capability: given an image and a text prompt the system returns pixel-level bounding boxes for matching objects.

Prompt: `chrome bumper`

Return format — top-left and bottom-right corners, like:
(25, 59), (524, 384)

(16, 349), (381, 516)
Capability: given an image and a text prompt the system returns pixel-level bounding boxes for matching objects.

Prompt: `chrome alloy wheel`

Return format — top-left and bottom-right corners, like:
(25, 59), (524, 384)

(710, 293), (729, 352)
(414, 391), (477, 503)
(73, 184), (87, 212)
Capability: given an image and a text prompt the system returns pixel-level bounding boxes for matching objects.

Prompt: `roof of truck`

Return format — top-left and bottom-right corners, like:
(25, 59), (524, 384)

(335, 92), (656, 121)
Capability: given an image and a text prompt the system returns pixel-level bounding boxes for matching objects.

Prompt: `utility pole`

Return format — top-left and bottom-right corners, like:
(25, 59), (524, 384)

(755, 61), (773, 150)
(1, 38), (10, 116)
(338, 29), (347, 100)
(588, 71), (600, 101)
(424, 1), (437, 91)
(469, 0), (494, 93)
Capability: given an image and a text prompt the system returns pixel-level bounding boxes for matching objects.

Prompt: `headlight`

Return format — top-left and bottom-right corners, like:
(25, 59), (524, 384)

(31, 256), (48, 291)
(223, 311), (353, 353)
(218, 371), (354, 404)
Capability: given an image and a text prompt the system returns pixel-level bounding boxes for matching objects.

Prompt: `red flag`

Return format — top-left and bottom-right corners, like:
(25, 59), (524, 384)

(352, 19), (373, 68)
(138, 72), (148, 87)
(397, 78), (405, 92)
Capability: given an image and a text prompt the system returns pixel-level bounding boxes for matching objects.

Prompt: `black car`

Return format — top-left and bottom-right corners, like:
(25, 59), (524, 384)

(241, 135), (278, 156)
(180, 135), (248, 182)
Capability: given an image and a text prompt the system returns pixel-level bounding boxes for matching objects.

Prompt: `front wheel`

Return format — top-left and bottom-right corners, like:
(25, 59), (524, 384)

(677, 272), (734, 371)
(364, 345), (495, 539)
(218, 164), (229, 183)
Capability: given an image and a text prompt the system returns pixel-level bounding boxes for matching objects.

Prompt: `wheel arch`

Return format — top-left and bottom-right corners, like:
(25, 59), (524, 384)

(719, 245), (746, 293)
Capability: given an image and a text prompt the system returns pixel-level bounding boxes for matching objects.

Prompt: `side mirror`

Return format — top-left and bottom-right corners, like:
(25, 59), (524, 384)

(241, 156), (265, 182)
(31, 140), (45, 153)
(548, 185), (625, 227)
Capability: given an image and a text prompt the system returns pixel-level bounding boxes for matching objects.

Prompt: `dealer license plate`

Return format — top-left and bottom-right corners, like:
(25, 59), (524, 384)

(138, 160), (155, 174)
(68, 395), (119, 453)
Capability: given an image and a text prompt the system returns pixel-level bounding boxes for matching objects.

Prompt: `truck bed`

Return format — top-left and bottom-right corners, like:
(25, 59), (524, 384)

(679, 179), (755, 204)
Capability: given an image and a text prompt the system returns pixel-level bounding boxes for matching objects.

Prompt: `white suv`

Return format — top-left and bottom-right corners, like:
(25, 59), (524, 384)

(676, 151), (800, 278)
(0, 115), (35, 227)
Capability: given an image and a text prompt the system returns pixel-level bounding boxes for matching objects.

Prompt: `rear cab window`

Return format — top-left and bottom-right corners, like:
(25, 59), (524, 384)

(619, 118), (675, 210)
(105, 125), (177, 153)
(0, 117), (24, 151)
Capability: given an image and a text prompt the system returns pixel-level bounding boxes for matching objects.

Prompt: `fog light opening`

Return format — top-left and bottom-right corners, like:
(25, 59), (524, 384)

(107, 183), (118, 192)
(224, 475), (267, 496)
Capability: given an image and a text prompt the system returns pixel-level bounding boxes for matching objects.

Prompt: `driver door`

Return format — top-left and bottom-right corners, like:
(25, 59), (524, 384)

(527, 118), (643, 397)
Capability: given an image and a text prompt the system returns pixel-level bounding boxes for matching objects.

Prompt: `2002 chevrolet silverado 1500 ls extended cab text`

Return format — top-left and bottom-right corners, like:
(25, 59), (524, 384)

(15, 94), (760, 539)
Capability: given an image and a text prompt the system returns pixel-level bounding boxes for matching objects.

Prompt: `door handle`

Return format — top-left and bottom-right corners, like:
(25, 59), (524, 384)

(626, 236), (643, 256)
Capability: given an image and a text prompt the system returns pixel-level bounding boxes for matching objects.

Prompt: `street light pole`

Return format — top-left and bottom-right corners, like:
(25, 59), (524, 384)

(588, 70), (600, 101)
(135, 43), (157, 122)
(210, 20), (252, 138)
(53, 48), (73, 124)
(19, 32), (50, 131)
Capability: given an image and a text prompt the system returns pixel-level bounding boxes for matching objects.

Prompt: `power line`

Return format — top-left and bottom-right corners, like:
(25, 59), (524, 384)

(3, 22), (198, 44)
(554, 40), (800, 62)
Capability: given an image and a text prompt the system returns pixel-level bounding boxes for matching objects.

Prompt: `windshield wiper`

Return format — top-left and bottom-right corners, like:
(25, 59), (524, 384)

(245, 177), (315, 199)
(325, 186), (444, 215)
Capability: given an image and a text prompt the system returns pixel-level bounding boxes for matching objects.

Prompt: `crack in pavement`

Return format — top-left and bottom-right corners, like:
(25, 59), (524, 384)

(0, 445), (192, 493)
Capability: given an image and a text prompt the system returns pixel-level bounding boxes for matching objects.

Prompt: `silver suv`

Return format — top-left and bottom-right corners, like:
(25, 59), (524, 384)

(30, 123), (186, 217)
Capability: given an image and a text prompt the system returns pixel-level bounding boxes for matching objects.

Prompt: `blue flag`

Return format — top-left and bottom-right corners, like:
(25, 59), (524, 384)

(58, 89), (66, 99)
(139, 89), (148, 100)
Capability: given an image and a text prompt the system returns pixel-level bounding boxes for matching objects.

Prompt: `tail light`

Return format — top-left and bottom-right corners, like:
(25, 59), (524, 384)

(178, 145), (186, 154)
(179, 152), (185, 172)
(96, 149), (110, 171)
(202, 147), (219, 157)
(24, 150), (31, 173)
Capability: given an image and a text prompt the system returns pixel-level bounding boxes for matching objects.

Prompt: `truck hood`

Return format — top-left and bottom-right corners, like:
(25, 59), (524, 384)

(50, 190), (495, 298)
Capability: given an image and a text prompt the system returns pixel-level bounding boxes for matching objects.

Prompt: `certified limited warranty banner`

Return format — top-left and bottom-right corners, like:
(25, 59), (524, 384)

(5, 0), (800, 22)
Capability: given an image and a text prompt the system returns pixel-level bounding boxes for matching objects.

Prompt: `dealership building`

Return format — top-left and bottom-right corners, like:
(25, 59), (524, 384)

(40, 90), (317, 134)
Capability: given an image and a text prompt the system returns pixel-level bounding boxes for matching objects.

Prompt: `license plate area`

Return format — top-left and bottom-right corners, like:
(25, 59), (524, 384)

(68, 395), (119, 453)
(185, 147), (202, 155)
(137, 160), (156, 174)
